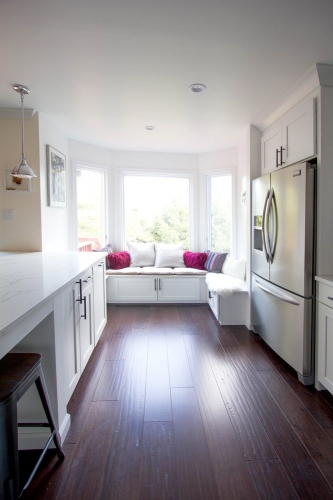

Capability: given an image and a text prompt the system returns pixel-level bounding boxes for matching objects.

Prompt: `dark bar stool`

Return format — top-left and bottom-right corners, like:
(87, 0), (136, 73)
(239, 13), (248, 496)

(0, 353), (65, 499)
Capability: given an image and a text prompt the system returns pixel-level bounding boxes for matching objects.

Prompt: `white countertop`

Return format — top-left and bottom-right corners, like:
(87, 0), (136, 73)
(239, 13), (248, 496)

(315, 275), (333, 286)
(0, 251), (106, 337)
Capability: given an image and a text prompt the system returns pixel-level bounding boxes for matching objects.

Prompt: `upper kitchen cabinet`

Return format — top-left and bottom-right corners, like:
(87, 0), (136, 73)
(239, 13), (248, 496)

(261, 95), (316, 174)
(261, 123), (283, 174)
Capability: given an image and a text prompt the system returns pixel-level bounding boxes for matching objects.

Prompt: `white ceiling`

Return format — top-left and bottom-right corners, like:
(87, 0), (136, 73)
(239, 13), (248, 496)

(1, 0), (333, 154)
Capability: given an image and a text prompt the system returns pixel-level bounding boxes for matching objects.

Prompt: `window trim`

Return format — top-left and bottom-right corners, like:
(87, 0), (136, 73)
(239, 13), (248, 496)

(202, 167), (236, 256)
(115, 168), (197, 251)
(72, 160), (109, 250)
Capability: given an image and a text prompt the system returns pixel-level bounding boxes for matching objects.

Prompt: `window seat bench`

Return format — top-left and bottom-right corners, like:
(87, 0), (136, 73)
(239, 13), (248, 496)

(106, 267), (207, 303)
(106, 266), (248, 326)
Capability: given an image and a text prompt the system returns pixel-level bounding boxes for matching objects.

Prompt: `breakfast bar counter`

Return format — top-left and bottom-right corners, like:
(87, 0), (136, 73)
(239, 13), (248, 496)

(0, 251), (107, 446)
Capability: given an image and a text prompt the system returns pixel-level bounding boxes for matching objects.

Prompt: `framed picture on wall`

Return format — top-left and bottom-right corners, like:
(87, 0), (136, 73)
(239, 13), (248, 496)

(47, 145), (66, 207)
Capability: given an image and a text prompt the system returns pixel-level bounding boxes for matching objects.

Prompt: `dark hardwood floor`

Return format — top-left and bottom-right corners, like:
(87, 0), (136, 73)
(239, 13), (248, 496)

(20, 304), (333, 499)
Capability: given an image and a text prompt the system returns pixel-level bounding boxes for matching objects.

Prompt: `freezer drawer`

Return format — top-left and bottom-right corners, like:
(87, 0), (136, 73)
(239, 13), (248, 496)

(251, 274), (313, 383)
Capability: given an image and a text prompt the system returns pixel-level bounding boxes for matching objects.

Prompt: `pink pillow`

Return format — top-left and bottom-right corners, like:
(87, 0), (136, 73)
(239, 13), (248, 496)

(183, 251), (208, 270)
(107, 251), (130, 270)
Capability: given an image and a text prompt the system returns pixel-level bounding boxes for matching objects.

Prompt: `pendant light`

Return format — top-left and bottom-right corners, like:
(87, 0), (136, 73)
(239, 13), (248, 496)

(11, 84), (37, 179)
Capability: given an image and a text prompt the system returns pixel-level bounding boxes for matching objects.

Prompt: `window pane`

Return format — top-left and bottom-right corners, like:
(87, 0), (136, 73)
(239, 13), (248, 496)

(210, 175), (232, 253)
(77, 168), (105, 251)
(124, 176), (189, 248)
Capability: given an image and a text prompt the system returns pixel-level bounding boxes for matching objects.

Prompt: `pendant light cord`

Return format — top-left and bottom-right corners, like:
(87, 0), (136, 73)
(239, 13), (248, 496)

(21, 91), (25, 159)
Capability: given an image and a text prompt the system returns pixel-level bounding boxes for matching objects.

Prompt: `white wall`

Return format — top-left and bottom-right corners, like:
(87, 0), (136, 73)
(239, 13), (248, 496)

(0, 114), (42, 251)
(38, 114), (70, 251)
(237, 125), (261, 328)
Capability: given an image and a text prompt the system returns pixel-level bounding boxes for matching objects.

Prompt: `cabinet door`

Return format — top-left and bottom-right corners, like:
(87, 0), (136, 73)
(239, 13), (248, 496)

(208, 289), (219, 320)
(79, 278), (94, 372)
(93, 261), (107, 345)
(317, 301), (333, 394)
(107, 276), (158, 302)
(158, 277), (201, 301)
(282, 97), (316, 166)
(261, 124), (282, 175)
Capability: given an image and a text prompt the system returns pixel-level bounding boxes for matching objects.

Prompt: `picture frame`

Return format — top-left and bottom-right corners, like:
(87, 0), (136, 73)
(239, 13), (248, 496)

(47, 145), (66, 207)
(4, 169), (32, 192)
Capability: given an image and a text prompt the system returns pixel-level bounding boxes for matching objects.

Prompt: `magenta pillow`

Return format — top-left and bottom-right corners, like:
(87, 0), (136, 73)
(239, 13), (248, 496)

(107, 251), (130, 270)
(183, 251), (208, 270)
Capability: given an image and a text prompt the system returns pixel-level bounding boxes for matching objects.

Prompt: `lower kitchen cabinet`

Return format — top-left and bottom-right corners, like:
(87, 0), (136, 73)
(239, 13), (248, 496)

(106, 275), (207, 303)
(93, 260), (107, 345)
(316, 279), (333, 394)
(79, 274), (94, 372)
(61, 264), (106, 402)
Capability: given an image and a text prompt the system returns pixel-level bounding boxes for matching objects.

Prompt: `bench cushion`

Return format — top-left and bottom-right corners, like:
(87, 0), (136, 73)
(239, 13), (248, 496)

(106, 267), (207, 276)
(206, 272), (246, 298)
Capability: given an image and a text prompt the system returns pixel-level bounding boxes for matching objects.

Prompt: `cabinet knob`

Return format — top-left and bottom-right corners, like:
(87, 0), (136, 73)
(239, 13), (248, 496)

(328, 296), (333, 301)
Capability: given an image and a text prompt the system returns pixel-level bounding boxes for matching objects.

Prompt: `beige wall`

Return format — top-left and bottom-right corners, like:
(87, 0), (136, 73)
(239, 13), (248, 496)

(0, 114), (42, 251)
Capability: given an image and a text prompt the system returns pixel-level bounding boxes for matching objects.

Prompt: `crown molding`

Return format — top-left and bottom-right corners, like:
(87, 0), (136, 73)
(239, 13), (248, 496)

(254, 63), (333, 132)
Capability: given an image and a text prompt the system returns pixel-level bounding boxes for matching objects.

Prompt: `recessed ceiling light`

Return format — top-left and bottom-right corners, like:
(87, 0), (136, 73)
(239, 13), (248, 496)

(189, 83), (206, 93)
(145, 126), (155, 131)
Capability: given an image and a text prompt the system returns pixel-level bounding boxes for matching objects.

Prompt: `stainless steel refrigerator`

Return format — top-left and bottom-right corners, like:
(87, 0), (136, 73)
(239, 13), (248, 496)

(251, 161), (315, 384)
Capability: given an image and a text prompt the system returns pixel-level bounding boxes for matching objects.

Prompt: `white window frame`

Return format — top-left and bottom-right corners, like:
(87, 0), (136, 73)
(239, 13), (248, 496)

(202, 167), (236, 256)
(115, 168), (198, 251)
(72, 160), (109, 250)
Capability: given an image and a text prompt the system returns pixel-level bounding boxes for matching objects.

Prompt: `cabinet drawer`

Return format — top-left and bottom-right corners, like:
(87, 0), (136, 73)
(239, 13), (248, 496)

(318, 283), (333, 308)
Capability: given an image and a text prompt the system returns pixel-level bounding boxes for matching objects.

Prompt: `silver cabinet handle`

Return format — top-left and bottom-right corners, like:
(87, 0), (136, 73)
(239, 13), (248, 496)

(83, 276), (92, 283)
(254, 279), (300, 306)
(159, 279), (161, 291)
(328, 296), (333, 301)
(154, 279), (157, 291)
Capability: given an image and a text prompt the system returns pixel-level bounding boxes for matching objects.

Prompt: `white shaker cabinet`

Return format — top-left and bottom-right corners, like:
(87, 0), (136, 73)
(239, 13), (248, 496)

(261, 96), (316, 174)
(106, 275), (207, 303)
(93, 260), (107, 345)
(78, 272), (94, 373)
(316, 279), (333, 395)
(261, 124), (283, 175)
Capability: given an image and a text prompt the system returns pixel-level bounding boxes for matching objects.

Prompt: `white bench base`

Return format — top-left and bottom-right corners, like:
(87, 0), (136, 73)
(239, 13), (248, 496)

(208, 289), (248, 325)
(106, 274), (207, 303)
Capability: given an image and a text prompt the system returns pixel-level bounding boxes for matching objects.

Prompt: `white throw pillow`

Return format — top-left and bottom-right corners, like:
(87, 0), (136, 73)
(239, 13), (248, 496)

(154, 243), (185, 268)
(222, 255), (246, 280)
(127, 241), (155, 267)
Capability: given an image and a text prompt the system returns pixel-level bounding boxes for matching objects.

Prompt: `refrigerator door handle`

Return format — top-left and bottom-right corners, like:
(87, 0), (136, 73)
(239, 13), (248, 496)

(262, 189), (270, 262)
(254, 279), (300, 306)
(265, 188), (277, 264)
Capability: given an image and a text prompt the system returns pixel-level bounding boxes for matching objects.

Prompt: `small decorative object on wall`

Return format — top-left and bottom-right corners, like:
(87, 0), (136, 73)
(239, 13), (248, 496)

(4, 169), (31, 191)
(47, 145), (66, 207)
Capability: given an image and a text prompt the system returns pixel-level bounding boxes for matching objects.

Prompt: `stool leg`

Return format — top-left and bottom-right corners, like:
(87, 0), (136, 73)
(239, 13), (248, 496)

(34, 369), (65, 460)
(0, 400), (19, 500)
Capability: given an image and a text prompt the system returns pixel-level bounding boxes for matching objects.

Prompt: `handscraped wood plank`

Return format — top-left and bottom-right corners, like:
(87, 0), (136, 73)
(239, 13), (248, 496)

(144, 331), (172, 422)
(171, 387), (219, 500)
(57, 401), (121, 499)
(166, 331), (193, 387)
(195, 332), (277, 461)
(140, 421), (178, 500)
(258, 369), (333, 489)
(217, 334), (333, 499)
(184, 334), (259, 499)
(92, 360), (125, 401)
(247, 459), (299, 500)
(253, 333), (333, 429)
